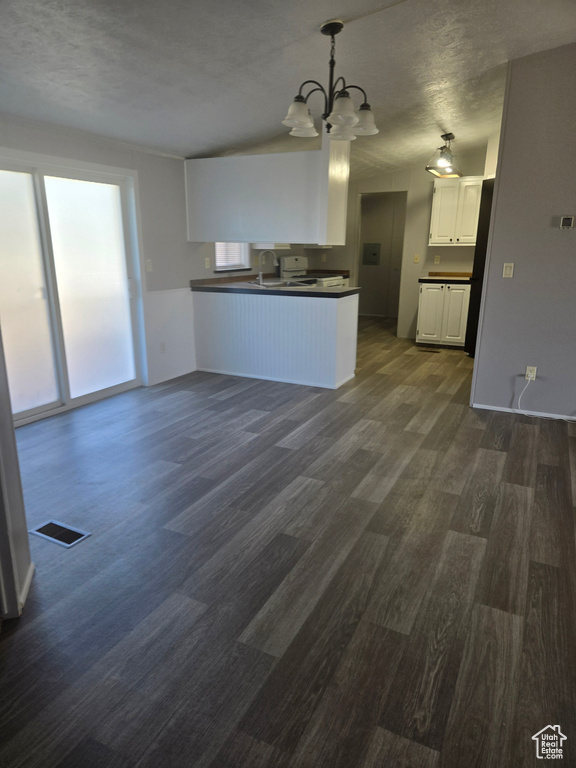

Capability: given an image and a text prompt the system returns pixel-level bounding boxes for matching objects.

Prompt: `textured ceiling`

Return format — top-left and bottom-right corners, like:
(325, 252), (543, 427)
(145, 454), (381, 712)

(1, 0), (575, 178)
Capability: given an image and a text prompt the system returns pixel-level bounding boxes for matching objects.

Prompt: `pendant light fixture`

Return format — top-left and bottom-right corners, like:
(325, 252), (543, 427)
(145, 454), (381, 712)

(282, 19), (379, 141)
(425, 133), (463, 178)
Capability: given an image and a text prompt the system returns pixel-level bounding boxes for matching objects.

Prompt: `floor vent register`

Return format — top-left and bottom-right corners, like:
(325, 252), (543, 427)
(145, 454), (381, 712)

(29, 520), (91, 548)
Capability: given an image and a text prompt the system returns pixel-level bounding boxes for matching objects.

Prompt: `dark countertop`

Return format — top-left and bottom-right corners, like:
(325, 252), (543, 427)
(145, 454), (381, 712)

(418, 277), (472, 284)
(191, 282), (360, 299)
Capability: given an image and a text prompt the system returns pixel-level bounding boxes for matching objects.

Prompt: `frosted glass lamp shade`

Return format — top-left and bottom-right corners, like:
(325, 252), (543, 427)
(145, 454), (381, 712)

(354, 104), (379, 135)
(326, 91), (359, 127)
(282, 97), (313, 128)
(289, 125), (319, 137)
(328, 125), (357, 141)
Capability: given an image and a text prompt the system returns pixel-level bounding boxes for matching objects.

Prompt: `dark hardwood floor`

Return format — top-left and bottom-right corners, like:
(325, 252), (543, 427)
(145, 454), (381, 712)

(1, 318), (575, 768)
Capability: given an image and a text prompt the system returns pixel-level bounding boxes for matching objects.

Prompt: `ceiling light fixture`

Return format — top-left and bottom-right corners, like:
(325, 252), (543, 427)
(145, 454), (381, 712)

(282, 19), (379, 141)
(425, 133), (463, 178)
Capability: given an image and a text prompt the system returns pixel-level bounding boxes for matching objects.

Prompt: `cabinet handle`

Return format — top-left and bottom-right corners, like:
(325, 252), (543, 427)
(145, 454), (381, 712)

(450, 238), (453, 242)
(456, 238), (460, 242)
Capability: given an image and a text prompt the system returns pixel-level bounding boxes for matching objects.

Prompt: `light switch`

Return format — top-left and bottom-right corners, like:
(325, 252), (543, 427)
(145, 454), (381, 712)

(503, 262), (514, 278)
(413, 254), (420, 264)
(145, 259), (153, 272)
(205, 257), (211, 269)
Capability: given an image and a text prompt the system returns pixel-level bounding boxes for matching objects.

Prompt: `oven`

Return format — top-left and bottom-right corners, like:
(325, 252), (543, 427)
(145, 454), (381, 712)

(280, 256), (347, 287)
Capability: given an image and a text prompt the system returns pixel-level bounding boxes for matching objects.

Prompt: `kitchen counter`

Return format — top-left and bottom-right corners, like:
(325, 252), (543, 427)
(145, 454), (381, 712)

(191, 281), (359, 389)
(191, 281), (359, 298)
(418, 271), (472, 284)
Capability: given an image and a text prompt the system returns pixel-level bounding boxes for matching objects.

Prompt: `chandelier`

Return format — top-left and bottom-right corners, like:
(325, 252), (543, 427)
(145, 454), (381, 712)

(282, 19), (379, 141)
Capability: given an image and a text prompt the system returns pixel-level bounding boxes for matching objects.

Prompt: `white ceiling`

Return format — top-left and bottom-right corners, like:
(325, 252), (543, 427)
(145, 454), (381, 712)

(1, 0), (575, 178)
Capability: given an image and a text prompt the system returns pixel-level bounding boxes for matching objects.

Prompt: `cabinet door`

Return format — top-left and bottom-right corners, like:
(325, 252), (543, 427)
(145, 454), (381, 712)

(429, 181), (459, 244)
(441, 284), (471, 344)
(416, 283), (445, 342)
(454, 179), (482, 244)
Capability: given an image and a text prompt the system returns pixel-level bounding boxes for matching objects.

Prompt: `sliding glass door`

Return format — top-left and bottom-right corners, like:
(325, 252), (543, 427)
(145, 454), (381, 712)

(44, 176), (136, 399)
(0, 170), (60, 415)
(0, 166), (140, 422)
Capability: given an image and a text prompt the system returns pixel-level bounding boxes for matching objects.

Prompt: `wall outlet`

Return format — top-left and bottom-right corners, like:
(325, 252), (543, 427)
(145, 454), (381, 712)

(525, 366), (537, 381)
(321, 253), (327, 262)
(503, 262), (514, 278)
(413, 254), (420, 264)
(434, 254), (440, 264)
(145, 259), (153, 273)
(205, 257), (211, 269)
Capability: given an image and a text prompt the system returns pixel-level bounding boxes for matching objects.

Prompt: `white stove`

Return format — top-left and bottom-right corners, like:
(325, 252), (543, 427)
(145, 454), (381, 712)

(279, 256), (349, 288)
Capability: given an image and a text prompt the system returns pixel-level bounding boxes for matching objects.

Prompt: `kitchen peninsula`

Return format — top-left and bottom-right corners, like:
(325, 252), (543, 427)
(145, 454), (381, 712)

(191, 279), (360, 389)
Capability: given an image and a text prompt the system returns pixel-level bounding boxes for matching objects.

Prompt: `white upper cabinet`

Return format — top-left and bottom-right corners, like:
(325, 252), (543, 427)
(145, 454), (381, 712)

(428, 177), (483, 245)
(185, 134), (350, 246)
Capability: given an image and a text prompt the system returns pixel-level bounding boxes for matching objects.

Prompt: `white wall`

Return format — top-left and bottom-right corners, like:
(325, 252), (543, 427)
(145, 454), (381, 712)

(472, 43), (576, 419)
(143, 290), (196, 386)
(0, 114), (203, 384)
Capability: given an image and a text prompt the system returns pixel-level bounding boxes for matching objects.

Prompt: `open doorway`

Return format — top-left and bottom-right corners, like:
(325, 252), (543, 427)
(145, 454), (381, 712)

(357, 191), (407, 319)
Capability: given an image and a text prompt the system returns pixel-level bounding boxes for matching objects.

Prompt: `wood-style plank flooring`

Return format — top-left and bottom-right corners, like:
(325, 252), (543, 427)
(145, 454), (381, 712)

(1, 318), (575, 768)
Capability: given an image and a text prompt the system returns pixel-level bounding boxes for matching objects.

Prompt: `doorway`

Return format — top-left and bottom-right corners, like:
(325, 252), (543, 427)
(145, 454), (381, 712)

(357, 191), (407, 318)
(0, 166), (141, 424)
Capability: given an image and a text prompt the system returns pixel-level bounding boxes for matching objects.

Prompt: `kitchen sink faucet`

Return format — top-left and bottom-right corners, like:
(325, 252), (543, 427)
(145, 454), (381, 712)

(258, 250), (279, 284)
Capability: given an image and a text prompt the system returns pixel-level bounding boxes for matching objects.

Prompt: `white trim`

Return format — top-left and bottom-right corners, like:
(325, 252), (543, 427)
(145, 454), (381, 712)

(471, 402), (576, 422)
(195, 367), (353, 390)
(14, 379), (140, 427)
(16, 562), (35, 615)
(0, 146), (140, 180)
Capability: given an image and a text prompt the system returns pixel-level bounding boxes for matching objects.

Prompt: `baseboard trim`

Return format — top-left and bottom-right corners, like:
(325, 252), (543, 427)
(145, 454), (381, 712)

(471, 402), (576, 422)
(195, 367), (350, 390)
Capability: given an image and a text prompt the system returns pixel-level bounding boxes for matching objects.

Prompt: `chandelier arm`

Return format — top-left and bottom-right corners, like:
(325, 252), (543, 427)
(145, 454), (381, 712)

(303, 87), (328, 115)
(297, 80), (328, 116)
(298, 79), (326, 96)
(331, 76), (347, 96)
(342, 84), (368, 103)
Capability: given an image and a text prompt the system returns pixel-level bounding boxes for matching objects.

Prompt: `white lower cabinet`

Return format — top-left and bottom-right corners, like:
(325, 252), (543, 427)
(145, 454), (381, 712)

(416, 282), (470, 346)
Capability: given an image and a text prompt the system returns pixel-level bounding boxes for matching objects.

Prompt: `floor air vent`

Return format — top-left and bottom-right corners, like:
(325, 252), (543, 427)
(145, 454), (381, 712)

(29, 520), (91, 548)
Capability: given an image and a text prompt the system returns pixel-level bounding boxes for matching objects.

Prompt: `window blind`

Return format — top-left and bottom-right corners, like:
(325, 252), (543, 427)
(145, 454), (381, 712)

(215, 242), (249, 270)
